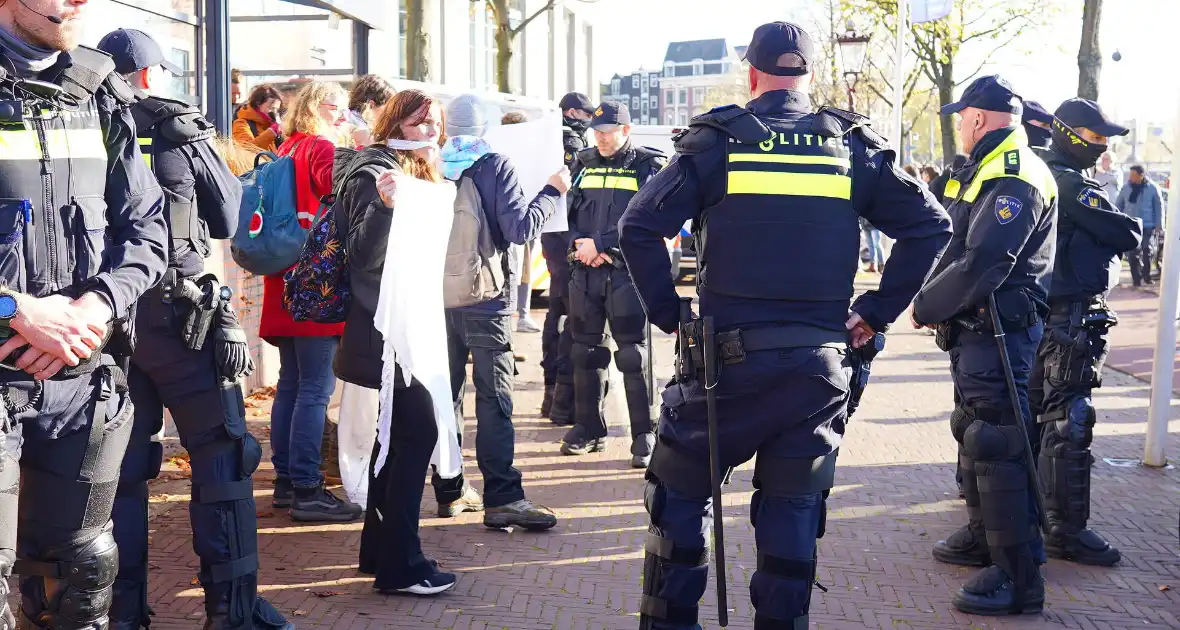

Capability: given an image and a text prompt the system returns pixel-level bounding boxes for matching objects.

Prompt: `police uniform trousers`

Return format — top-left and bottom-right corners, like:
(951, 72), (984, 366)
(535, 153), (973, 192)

(0, 362), (133, 630)
(945, 322), (1045, 594)
(540, 232), (574, 417)
(640, 344), (849, 630)
(1028, 300), (1111, 554)
(109, 287), (288, 629)
(568, 264), (651, 443)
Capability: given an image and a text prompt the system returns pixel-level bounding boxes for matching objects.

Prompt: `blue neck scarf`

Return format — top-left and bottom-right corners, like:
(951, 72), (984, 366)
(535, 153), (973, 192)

(440, 135), (492, 181)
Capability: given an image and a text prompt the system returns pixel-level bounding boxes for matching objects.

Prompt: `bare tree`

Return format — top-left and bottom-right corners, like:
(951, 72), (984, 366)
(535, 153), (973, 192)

(405, 0), (430, 81)
(1078, 0), (1102, 100)
(479, 0), (600, 94)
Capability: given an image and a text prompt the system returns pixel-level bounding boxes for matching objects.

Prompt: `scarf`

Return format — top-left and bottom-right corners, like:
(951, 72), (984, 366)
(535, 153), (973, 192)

(440, 135), (492, 181)
(0, 24), (59, 77)
(1129, 181), (1145, 204)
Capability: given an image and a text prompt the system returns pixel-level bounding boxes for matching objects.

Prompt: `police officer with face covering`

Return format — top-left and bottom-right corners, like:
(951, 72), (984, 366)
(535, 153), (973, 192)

(561, 100), (667, 467)
(0, 1), (170, 628)
(619, 22), (951, 629)
(1028, 98), (1141, 568)
(912, 75), (1058, 616)
(95, 29), (292, 630)
(541, 92), (594, 423)
(1021, 100), (1054, 158)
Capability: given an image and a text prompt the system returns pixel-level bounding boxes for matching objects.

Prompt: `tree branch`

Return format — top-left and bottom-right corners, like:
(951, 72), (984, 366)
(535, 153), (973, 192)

(511, 0), (559, 36)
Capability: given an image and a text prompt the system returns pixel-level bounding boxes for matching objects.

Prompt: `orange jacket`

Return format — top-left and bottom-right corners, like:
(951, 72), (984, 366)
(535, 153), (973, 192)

(232, 105), (279, 152)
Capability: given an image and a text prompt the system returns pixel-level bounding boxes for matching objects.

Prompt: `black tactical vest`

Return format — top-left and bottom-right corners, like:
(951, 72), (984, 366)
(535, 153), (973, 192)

(698, 111), (860, 301)
(570, 144), (660, 243)
(132, 95), (214, 271)
(0, 47), (115, 299)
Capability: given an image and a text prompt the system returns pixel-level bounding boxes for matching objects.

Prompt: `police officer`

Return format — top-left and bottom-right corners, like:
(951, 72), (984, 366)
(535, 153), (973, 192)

(1022, 100), (1054, 158)
(95, 29), (293, 630)
(1029, 98), (1141, 567)
(620, 22), (951, 629)
(541, 92), (593, 423)
(0, 1), (169, 627)
(911, 75), (1058, 616)
(561, 101), (666, 467)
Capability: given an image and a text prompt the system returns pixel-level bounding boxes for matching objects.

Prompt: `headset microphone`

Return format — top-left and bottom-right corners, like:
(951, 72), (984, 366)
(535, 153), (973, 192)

(16, 0), (64, 24)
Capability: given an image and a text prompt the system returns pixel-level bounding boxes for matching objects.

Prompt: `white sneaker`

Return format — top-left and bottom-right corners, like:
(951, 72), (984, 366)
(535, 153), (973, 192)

(516, 316), (541, 333)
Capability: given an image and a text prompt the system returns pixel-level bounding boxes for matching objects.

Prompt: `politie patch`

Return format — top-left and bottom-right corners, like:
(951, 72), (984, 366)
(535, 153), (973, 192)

(1078, 187), (1103, 209)
(995, 195), (1023, 225)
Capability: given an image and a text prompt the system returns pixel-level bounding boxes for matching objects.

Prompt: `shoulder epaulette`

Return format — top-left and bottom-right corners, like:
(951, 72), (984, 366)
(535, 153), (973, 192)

(688, 104), (772, 145)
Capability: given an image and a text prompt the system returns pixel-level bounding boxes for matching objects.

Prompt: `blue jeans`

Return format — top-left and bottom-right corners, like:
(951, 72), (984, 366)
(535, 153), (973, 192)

(863, 226), (885, 266)
(271, 336), (339, 489)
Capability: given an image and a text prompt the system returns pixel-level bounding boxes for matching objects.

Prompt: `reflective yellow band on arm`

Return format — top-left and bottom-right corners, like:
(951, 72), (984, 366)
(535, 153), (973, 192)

(727, 171), (852, 199)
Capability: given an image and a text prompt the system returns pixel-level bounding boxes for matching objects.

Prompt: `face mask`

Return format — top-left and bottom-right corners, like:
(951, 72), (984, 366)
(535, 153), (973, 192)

(1051, 120), (1105, 169)
(564, 115), (589, 133)
(385, 139), (436, 151)
(1024, 123), (1051, 149)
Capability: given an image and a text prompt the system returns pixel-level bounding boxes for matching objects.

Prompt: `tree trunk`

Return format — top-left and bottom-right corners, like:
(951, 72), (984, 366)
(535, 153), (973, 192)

(495, 9), (513, 94)
(406, 0), (429, 82)
(1078, 0), (1102, 100)
(937, 62), (956, 166)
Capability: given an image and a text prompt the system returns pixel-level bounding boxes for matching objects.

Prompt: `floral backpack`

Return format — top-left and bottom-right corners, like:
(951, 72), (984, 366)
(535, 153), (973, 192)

(283, 148), (393, 323)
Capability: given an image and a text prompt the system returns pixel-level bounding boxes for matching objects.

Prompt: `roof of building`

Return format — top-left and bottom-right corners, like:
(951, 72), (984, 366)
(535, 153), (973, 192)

(664, 38), (730, 64)
(735, 45), (748, 60)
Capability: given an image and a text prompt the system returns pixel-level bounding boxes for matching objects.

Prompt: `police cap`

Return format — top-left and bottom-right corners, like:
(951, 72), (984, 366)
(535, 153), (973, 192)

(97, 28), (182, 76)
(591, 101), (631, 130)
(940, 75), (1022, 116)
(1022, 100), (1053, 125)
(1054, 98), (1129, 137)
(559, 92), (595, 115)
(744, 22), (813, 76)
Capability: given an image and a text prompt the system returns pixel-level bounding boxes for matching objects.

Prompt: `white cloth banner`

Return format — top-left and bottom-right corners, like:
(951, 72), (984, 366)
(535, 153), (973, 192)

(338, 382), (379, 506)
(373, 175), (463, 479)
(481, 113), (568, 234)
(910, 0), (953, 23)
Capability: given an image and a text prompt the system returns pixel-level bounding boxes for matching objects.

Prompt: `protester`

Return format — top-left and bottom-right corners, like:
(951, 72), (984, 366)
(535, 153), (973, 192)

(212, 135), (264, 177)
(233, 83), (284, 151)
(347, 74), (396, 147)
(1116, 165), (1165, 286)
(861, 217), (886, 273)
(258, 81), (362, 523)
(920, 164), (939, 188)
(328, 89), (457, 595)
(930, 154), (968, 205)
(427, 93), (568, 530)
(1094, 152), (1122, 201)
(903, 164), (920, 180)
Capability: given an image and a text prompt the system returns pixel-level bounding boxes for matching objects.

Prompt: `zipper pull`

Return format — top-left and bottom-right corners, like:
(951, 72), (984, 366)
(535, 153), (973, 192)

(19, 199), (31, 224)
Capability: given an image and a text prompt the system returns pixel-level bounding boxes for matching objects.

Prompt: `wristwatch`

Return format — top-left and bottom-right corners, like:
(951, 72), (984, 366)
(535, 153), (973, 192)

(0, 285), (18, 335)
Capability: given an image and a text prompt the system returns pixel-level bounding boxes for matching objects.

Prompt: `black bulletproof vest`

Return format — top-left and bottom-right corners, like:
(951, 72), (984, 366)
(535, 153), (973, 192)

(0, 62), (110, 298)
(699, 113), (860, 301)
(570, 146), (645, 239)
(132, 97), (205, 272)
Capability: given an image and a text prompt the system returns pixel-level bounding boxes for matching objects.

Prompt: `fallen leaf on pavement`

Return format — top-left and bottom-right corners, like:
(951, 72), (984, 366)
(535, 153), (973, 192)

(1160, 584), (1171, 592)
(256, 510), (274, 518)
(190, 577), (199, 585)
(293, 610), (307, 617)
(311, 590), (345, 598)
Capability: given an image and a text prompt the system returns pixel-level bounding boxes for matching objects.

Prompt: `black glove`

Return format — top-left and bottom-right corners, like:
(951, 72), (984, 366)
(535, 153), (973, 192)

(213, 303), (254, 382)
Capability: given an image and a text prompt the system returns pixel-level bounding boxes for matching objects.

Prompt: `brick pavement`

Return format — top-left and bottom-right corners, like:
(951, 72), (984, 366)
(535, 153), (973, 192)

(8, 282), (1180, 629)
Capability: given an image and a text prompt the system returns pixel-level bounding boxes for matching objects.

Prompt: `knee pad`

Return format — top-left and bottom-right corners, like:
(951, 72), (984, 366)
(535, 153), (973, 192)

(963, 420), (1024, 463)
(17, 529), (119, 628)
(644, 481), (665, 522)
(750, 489), (762, 528)
(614, 344), (645, 374)
(571, 343), (611, 370)
(949, 407), (971, 443)
(639, 479), (708, 630)
(1064, 397), (1096, 448)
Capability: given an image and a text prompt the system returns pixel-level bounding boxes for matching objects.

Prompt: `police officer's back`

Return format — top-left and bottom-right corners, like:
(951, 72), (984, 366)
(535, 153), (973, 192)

(1029, 98), (1140, 569)
(619, 22), (951, 629)
(911, 76), (1057, 616)
(96, 28), (291, 630)
(0, 3), (168, 628)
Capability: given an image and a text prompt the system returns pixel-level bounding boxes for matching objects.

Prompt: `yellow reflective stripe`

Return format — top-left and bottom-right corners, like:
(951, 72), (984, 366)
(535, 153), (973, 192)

(944, 179), (961, 199)
(138, 137), (152, 146)
(727, 171), (852, 199)
(581, 175), (605, 188)
(579, 175), (638, 191)
(728, 153), (851, 168)
(142, 153), (152, 168)
(0, 128), (106, 161)
(952, 127), (1057, 204)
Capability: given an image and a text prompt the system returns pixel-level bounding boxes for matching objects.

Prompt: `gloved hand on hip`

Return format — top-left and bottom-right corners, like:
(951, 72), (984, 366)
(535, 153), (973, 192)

(213, 303), (254, 382)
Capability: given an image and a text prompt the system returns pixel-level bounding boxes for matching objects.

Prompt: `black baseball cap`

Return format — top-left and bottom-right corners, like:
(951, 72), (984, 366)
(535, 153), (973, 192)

(559, 92), (594, 115)
(744, 21), (813, 76)
(1053, 98), (1129, 137)
(940, 75), (1022, 116)
(1022, 100), (1053, 125)
(97, 28), (181, 75)
(591, 101), (631, 129)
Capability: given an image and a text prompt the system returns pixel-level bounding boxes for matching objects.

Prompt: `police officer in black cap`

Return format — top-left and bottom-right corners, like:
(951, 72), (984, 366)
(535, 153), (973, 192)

(96, 29), (292, 630)
(1022, 100), (1054, 157)
(561, 100), (666, 467)
(0, 1), (170, 628)
(620, 22), (950, 629)
(1028, 98), (1141, 568)
(541, 92), (595, 422)
(912, 75), (1057, 615)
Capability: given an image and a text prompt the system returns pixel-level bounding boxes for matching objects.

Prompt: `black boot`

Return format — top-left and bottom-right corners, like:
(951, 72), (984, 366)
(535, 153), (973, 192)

(952, 562), (1044, 616)
(933, 522), (990, 567)
(549, 382), (575, 426)
(541, 384), (555, 418)
(1045, 529), (1120, 566)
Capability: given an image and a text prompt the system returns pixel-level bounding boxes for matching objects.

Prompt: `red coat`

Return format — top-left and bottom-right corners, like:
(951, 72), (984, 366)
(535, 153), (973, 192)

(258, 132), (347, 341)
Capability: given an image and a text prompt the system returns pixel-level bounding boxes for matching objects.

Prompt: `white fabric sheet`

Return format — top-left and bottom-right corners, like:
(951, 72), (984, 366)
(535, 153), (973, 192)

(481, 113), (568, 234)
(337, 382), (379, 505)
(373, 175), (463, 479)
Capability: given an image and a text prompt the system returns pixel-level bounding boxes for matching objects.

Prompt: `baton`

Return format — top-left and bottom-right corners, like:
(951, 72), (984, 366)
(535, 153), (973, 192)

(701, 316), (729, 626)
(986, 293), (1050, 535)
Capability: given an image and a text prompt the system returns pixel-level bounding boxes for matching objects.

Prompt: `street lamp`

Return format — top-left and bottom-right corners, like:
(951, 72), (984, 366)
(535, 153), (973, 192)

(836, 21), (871, 112)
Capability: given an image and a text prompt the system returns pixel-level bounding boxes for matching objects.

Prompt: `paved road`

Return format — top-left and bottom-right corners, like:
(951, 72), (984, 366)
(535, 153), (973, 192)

(8, 279), (1180, 629)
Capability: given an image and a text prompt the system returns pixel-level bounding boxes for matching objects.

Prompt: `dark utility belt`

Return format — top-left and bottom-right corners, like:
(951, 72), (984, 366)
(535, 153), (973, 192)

(681, 323), (847, 373)
(1047, 297), (1117, 332)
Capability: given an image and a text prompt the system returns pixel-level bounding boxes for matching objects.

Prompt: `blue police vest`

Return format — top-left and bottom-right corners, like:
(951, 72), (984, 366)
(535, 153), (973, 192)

(699, 114), (860, 301)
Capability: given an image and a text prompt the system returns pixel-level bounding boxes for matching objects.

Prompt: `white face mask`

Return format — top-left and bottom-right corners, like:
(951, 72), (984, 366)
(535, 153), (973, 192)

(385, 139), (436, 150)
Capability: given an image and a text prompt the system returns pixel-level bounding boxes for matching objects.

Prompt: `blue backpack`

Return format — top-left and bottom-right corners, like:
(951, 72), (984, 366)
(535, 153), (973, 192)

(230, 142), (307, 276)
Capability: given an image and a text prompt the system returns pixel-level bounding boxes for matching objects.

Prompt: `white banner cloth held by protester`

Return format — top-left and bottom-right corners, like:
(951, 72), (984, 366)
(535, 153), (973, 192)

(373, 175), (462, 479)
(481, 112), (568, 234)
(338, 382), (379, 505)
